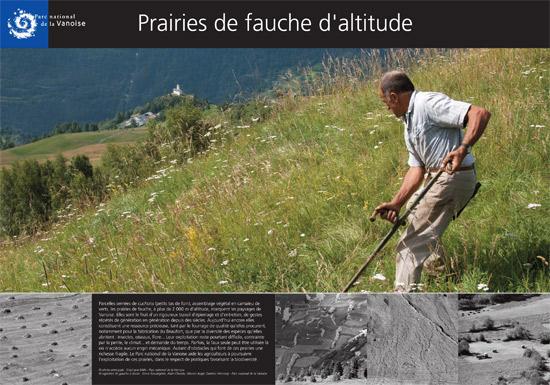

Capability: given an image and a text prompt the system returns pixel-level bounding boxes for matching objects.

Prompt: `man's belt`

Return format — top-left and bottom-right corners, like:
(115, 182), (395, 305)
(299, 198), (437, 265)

(427, 164), (475, 173)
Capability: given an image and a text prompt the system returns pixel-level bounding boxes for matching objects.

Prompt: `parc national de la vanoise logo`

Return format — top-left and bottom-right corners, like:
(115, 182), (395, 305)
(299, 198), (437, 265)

(1, 2), (48, 48)
(7, 8), (38, 39)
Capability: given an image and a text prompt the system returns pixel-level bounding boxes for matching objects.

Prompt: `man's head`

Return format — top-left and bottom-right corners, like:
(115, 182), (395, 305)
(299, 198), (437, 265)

(378, 70), (415, 117)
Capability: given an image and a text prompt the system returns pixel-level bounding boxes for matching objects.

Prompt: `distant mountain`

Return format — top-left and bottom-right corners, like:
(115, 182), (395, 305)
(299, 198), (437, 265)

(0, 48), (359, 137)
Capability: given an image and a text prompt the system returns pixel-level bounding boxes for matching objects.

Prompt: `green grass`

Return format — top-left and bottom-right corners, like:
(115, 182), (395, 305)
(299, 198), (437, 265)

(0, 49), (548, 293)
(0, 127), (148, 165)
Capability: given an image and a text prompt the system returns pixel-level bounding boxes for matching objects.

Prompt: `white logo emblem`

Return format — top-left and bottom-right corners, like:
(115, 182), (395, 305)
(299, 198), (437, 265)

(7, 9), (37, 39)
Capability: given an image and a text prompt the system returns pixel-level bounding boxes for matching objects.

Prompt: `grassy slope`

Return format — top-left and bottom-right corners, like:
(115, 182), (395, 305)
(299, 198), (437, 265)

(0, 49), (548, 293)
(0, 127), (148, 166)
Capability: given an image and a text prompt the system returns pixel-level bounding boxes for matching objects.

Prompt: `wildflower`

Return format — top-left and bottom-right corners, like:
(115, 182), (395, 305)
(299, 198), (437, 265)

(221, 260), (229, 266)
(288, 249), (298, 257)
(34, 246), (45, 254)
(527, 203), (541, 209)
(41, 283), (48, 287)
(300, 233), (305, 238)
(61, 275), (69, 279)
(374, 146), (379, 149)
(267, 229), (274, 236)
(87, 237), (95, 245)
(243, 238), (250, 242)
(373, 273), (386, 281)
(207, 247), (216, 252)
(477, 283), (489, 291)
(219, 280), (229, 285)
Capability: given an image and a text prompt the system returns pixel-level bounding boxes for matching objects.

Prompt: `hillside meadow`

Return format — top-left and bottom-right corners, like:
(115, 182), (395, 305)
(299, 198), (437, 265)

(0, 127), (148, 166)
(0, 49), (548, 293)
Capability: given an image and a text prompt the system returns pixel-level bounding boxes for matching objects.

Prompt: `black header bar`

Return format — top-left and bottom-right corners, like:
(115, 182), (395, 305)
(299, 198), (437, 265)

(46, 1), (549, 48)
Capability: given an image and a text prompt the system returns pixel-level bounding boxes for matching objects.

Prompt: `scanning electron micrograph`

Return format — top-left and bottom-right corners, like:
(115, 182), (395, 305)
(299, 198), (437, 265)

(0, 294), (92, 385)
(275, 293), (457, 385)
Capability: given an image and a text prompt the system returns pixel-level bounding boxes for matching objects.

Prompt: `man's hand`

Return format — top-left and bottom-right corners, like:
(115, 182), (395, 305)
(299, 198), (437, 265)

(441, 146), (468, 174)
(374, 201), (402, 223)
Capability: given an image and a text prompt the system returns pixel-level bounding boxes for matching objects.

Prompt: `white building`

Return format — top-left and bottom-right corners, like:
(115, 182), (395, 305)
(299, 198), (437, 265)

(172, 84), (183, 96)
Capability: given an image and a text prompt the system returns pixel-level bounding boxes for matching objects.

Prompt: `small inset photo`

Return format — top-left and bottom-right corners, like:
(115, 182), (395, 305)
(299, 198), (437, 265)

(275, 293), (369, 384)
(458, 294), (550, 385)
(366, 294), (458, 385)
(0, 293), (92, 385)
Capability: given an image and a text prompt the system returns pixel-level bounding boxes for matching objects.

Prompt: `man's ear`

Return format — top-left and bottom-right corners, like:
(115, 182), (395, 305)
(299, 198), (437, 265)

(389, 91), (399, 104)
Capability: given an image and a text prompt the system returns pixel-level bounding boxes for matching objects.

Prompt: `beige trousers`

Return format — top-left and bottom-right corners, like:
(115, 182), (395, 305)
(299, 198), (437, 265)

(394, 169), (477, 292)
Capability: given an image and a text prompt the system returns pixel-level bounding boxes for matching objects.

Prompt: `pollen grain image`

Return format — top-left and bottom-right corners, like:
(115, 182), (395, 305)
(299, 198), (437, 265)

(0, 48), (549, 294)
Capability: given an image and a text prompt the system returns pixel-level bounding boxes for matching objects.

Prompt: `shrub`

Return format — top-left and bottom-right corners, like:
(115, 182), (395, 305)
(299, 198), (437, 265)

(540, 332), (550, 344)
(524, 349), (548, 372)
(482, 317), (495, 330)
(497, 376), (508, 385)
(505, 326), (532, 341)
(524, 348), (542, 360)
(459, 339), (471, 355)
(462, 334), (473, 342)
(522, 369), (549, 385)
(478, 333), (487, 342)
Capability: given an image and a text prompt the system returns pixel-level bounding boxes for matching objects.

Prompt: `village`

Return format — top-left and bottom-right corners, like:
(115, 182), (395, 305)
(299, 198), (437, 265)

(118, 84), (185, 129)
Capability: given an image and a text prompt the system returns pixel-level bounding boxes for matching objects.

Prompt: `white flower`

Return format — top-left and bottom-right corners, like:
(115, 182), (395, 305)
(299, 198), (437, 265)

(41, 283), (48, 287)
(207, 247), (216, 252)
(34, 246), (45, 254)
(527, 203), (541, 209)
(267, 229), (274, 236)
(88, 237), (95, 245)
(300, 233), (305, 238)
(374, 146), (379, 149)
(219, 280), (229, 285)
(243, 238), (250, 242)
(477, 283), (489, 291)
(221, 260), (229, 266)
(288, 249), (298, 257)
(373, 273), (386, 281)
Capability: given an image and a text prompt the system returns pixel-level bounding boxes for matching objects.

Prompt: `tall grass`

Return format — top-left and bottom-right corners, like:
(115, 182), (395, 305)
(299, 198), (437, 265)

(0, 49), (548, 292)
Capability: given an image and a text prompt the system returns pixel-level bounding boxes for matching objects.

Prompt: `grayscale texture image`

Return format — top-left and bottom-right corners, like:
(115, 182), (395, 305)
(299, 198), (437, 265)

(275, 293), (369, 384)
(275, 293), (457, 385)
(0, 294), (91, 385)
(458, 294), (550, 385)
(366, 294), (458, 385)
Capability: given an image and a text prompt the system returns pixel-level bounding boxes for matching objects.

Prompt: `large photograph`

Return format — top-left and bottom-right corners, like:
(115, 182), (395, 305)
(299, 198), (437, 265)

(0, 48), (548, 293)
